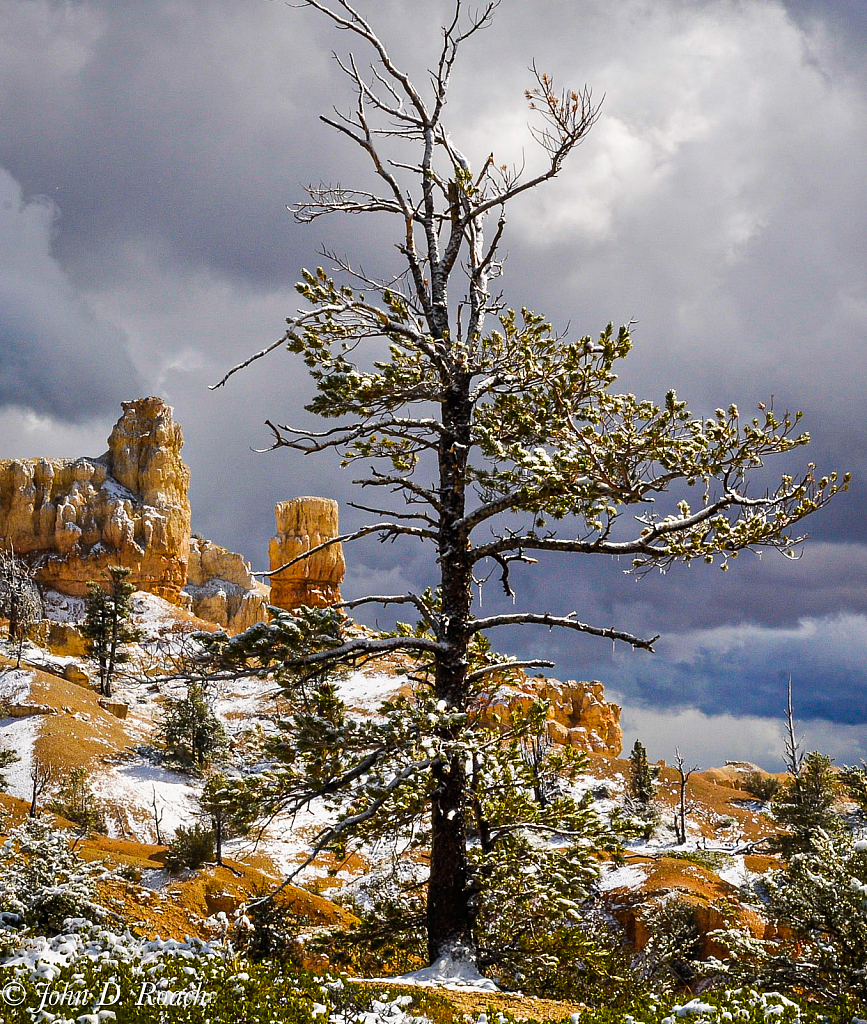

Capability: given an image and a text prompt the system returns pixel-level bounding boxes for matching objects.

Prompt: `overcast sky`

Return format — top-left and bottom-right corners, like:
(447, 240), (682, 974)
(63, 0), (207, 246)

(1, 0), (865, 768)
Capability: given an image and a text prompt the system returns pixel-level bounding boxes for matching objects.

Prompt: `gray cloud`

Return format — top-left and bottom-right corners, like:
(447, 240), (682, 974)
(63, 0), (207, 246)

(617, 702), (867, 773)
(0, 168), (140, 421)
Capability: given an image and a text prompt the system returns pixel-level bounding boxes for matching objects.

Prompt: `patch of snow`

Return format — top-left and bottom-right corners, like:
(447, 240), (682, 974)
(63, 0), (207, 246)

(41, 589), (85, 624)
(730, 798), (766, 812)
(213, 674), (278, 719)
(597, 863), (649, 892)
(0, 667), (33, 703)
(140, 868), (173, 890)
(1, 923), (220, 972)
(674, 999), (716, 1016)
(718, 855), (749, 888)
(380, 948), (499, 992)
(0, 714), (39, 801)
(130, 591), (183, 631)
(91, 757), (201, 842)
(249, 798), (338, 879)
(330, 994), (425, 1024)
(338, 671), (407, 712)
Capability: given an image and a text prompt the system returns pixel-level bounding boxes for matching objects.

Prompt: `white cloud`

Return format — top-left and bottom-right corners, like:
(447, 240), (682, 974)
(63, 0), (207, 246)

(618, 700), (867, 772)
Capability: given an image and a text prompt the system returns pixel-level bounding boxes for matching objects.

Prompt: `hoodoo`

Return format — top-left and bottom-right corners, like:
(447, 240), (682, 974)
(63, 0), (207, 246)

(268, 496), (346, 611)
(0, 397), (191, 604)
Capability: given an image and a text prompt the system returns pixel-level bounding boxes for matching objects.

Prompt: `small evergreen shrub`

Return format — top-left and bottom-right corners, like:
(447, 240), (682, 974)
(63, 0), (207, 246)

(666, 849), (734, 871)
(233, 892), (306, 964)
(159, 681), (228, 773)
(165, 823), (215, 872)
(742, 770), (782, 803)
(769, 751), (844, 858)
(0, 817), (109, 937)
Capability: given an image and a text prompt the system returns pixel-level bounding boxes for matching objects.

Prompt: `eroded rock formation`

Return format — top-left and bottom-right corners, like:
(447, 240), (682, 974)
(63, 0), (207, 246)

(480, 677), (623, 756)
(0, 397), (191, 604)
(269, 497), (345, 611)
(184, 537), (270, 633)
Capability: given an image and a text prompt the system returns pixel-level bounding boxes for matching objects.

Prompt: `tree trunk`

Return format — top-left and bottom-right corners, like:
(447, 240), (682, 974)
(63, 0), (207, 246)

(428, 755), (473, 962)
(427, 377), (475, 964)
(215, 811), (223, 866)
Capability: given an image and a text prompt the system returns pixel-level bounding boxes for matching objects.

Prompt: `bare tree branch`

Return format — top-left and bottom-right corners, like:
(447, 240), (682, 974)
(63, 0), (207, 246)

(467, 611), (657, 651)
(253, 521), (434, 578)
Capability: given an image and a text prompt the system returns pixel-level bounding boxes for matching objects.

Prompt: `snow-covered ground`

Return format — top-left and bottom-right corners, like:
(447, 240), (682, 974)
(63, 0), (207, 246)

(91, 757), (201, 843)
(338, 670), (408, 712)
(41, 590), (85, 623)
(0, 715), (39, 802)
(374, 950), (500, 993)
(0, 667), (33, 703)
(597, 862), (650, 892)
(0, 668), (39, 802)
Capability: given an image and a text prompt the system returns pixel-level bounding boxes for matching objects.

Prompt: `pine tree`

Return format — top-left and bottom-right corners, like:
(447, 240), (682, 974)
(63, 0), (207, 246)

(49, 765), (108, 837)
(770, 750), (843, 857)
(199, 772), (258, 866)
(159, 681), (228, 772)
(626, 739), (659, 838)
(840, 759), (867, 816)
(718, 830), (867, 1002)
(211, 0), (845, 967)
(0, 745), (19, 791)
(0, 816), (109, 934)
(80, 566), (142, 697)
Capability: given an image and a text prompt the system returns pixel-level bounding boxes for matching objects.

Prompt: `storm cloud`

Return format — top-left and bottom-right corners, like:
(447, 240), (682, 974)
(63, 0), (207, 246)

(0, 168), (140, 421)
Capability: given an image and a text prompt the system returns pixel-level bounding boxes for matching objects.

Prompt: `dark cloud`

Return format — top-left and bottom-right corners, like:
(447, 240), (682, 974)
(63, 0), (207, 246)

(0, 169), (140, 421)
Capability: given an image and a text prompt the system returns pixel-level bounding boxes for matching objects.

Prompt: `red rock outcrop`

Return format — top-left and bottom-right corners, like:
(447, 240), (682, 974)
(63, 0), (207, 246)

(184, 537), (271, 633)
(268, 497), (345, 611)
(480, 677), (623, 756)
(0, 397), (191, 604)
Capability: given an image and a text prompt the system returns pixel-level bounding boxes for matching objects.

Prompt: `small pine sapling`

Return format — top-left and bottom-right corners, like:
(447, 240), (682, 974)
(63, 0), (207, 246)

(165, 823), (216, 872)
(199, 772), (258, 868)
(81, 566), (142, 697)
(741, 770), (782, 804)
(626, 739), (660, 838)
(770, 750), (843, 857)
(159, 680), (228, 773)
(49, 766), (108, 838)
(769, 679), (843, 857)
(28, 757), (54, 818)
(0, 745), (19, 791)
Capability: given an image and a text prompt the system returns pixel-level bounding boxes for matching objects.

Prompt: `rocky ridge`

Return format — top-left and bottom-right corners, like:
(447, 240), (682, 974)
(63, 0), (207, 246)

(0, 397), (191, 604)
(0, 398), (346, 625)
(482, 676), (623, 755)
(1, 397), (622, 755)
